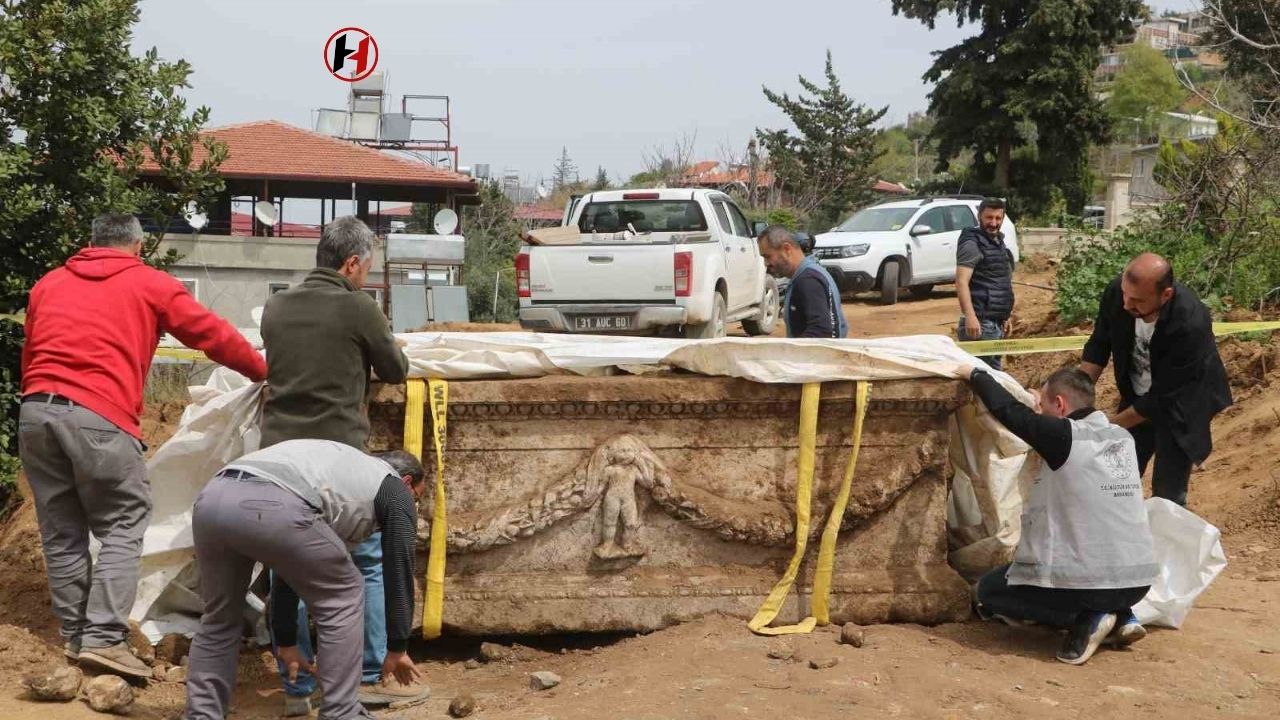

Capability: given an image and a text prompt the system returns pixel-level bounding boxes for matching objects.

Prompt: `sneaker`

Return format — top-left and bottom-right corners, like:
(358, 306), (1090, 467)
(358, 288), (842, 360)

(1108, 610), (1147, 647)
(63, 639), (81, 662)
(358, 678), (431, 710)
(1056, 612), (1117, 665)
(78, 642), (152, 679)
(283, 693), (314, 717)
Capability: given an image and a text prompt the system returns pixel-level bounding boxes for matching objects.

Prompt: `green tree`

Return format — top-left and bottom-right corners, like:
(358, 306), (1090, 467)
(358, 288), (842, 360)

(757, 51), (886, 229)
(890, 0), (1144, 214)
(460, 182), (523, 322)
(591, 165), (610, 191)
(1107, 44), (1188, 142)
(0, 0), (226, 492)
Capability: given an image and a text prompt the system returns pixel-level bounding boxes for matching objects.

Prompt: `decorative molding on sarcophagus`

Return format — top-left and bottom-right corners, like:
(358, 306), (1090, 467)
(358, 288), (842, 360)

(369, 375), (972, 634)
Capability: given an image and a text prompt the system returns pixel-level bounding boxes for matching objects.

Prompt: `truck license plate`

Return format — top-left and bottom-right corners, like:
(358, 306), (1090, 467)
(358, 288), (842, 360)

(573, 315), (631, 331)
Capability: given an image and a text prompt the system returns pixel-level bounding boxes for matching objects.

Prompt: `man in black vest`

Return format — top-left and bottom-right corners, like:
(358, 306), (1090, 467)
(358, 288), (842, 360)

(955, 198), (1015, 370)
(1079, 253), (1232, 506)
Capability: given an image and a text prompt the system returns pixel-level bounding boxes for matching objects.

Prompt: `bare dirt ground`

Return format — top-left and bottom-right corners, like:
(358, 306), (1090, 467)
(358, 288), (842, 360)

(1, 262), (1277, 719)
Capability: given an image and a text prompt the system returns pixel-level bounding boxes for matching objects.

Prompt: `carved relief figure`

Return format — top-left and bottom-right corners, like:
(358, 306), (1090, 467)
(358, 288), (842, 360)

(594, 444), (651, 560)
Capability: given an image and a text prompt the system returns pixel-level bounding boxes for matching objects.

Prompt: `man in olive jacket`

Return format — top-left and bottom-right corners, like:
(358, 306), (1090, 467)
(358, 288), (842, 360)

(260, 215), (416, 714)
(1079, 253), (1232, 507)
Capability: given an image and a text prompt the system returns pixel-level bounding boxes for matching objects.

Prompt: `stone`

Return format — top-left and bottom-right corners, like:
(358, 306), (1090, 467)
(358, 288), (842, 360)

(152, 663), (169, 682)
(155, 633), (191, 666)
(530, 671), (561, 690)
(165, 666), (187, 683)
(369, 376), (971, 634)
(126, 621), (155, 665)
(463, 659), (481, 670)
(479, 642), (510, 663)
(840, 623), (865, 648)
(766, 641), (794, 660)
(84, 674), (134, 714)
(809, 657), (839, 670)
(449, 693), (477, 717)
(23, 666), (82, 702)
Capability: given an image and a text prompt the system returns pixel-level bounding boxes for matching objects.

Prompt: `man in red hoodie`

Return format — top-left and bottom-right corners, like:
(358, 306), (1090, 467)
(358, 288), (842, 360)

(19, 213), (266, 680)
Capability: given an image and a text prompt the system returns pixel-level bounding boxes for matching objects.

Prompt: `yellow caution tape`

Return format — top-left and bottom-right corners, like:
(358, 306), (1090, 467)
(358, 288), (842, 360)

(749, 380), (871, 635)
(0, 313), (24, 324)
(959, 320), (1280, 356)
(153, 347), (207, 361)
(422, 379), (450, 639)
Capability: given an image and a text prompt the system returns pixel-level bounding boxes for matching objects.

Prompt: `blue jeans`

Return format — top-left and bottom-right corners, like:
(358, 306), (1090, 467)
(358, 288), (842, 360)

(272, 532), (387, 695)
(976, 564), (1149, 630)
(957, 316), (1004, 371)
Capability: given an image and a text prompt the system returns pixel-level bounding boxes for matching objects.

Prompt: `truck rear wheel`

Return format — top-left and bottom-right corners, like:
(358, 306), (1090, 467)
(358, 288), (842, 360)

(879, 260), (900, 306)
(684, 293), (727, 339)
(742, 277), (779, 336)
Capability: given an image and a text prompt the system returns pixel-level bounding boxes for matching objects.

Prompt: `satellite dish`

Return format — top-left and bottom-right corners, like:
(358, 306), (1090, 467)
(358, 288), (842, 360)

(253, 200), (279, 226)
(183, 202), (207, 231)
(535, 185), (549, 199)
(433, 208), (459, 235)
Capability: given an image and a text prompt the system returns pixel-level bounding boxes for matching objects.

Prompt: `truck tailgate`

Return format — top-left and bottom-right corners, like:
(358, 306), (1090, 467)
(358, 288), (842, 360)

(529, 244), (676, 302)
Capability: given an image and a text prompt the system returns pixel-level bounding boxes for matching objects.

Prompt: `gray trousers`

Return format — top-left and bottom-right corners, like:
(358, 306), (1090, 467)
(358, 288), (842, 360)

(18, 398), (149, 648)
(185, 475), (368, 720)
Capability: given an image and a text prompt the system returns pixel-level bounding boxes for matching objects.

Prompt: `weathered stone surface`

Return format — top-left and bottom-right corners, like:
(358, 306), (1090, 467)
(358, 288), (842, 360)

(155, 633), (191, 666)
(152, 663), (170, 681)
(23, 666), (82, 702)
(767, 641), (794, 660)
(840, 623), (865, 647)
(84, 674), (134, 714)
(479, 642), (509, 662)
(369, 376), (971, 634)
(449, 693), (477, 717)
(165, 665), (187, 683)
(809, 657), (840, 670)
(530, 671), (561, 690)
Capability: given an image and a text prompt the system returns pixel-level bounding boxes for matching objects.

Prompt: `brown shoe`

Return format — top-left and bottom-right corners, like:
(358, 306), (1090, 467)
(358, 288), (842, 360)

(358, 678), (431, 710)
(78, 642), (151, 679)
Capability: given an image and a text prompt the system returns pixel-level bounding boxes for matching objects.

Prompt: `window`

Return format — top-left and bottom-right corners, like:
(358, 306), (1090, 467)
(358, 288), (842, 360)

(362, 288), (383, 305)
(945, 205), (977, 231)
(577, 200), (708, 233)
(177, 278), (198, 299)
(835, 207), (918, 232)
(915, 208), (949, 234)
(268, 282), (290, 296)
(726, 202), (752, 238)
(711, 201), (734, 235)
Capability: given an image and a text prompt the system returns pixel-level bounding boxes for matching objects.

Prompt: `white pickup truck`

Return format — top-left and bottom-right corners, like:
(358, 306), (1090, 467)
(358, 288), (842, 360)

(516, 189), (780, 338)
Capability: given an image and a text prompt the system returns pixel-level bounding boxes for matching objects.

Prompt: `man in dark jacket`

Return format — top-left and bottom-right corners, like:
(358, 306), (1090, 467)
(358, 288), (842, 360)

(757, 225), (848, 338)
(1079, 253), (1232, 506)
(956, 198), (1014, 370)
(260, 215), (418, 714)
(21, 213), (266, 680)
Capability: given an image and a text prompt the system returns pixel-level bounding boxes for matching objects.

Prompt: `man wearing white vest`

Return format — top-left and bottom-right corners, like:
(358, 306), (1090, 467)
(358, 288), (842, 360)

(184, 441), (426, 720)
(957, 366), (1158, 665)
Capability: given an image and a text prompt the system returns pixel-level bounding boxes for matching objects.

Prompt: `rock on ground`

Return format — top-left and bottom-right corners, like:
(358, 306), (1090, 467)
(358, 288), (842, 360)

(480, 642), (510, 663)
(449, 692), (477, 717)
(464, 659), (481, 670)
(766, 641), (794, 660)
(164, 665), (187, 683)
(809, 657), (840, 670)
(840, 623), (865, 648)
(126, 621), (155, 665)
(155, 633), (191, 666)
(84, 674), (134, 714)
(530, 671), (561, 690)
(22, 665), (82, 702)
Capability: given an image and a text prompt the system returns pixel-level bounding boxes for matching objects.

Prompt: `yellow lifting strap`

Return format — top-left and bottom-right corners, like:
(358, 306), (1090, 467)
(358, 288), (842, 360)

(403, 378), (450, 640)
(748, 380), (871, 635)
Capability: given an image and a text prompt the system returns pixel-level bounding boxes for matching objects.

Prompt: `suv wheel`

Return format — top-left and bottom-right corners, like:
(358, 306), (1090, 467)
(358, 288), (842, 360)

(879, 260), (900, 306)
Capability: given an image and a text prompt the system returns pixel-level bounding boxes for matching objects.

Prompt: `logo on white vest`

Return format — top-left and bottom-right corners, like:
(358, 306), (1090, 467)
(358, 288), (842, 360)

(1102, 441), (1132, 480)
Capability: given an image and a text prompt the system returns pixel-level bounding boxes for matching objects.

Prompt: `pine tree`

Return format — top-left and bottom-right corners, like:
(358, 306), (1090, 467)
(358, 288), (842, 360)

(552, 147), (577, 189)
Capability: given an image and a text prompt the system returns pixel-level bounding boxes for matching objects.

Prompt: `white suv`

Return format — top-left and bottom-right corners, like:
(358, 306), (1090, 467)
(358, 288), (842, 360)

(812, 196), (1019, 305)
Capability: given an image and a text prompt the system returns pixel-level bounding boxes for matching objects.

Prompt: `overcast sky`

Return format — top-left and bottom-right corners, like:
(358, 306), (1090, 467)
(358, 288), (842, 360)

(133, 0), (1194, 190)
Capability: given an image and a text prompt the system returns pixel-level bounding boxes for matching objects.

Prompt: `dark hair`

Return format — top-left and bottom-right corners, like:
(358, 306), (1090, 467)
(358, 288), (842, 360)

(91, 213), (143, 248)
(977, 197), (1006, 214)
(1042, 368), (1095, 410)
(1155, 264), (1174, 292)
(374, 449), (425, 486)
(758, 224), (799, 249)
(316, 216), (374, 270)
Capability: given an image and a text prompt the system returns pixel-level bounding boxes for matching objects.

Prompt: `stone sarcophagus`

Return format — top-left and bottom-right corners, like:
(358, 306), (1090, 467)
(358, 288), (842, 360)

(369, 375), (972, 634)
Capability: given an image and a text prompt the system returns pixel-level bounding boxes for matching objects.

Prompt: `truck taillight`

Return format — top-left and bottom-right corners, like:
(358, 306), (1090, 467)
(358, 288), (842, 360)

(515, 252), (531, 298)
(674, 251), (692, 297)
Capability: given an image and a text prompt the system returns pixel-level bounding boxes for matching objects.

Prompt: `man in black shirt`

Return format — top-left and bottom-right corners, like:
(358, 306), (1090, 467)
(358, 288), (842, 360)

(955, 198), (1014, 370)
(1079, 253), (1232, 506)
(756, 225), (848, 338)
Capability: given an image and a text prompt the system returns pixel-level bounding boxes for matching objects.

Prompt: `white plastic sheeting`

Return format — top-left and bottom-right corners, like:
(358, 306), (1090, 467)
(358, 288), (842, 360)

(130, 332), (1039, 639)
(1133, 498), (1228, 628)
